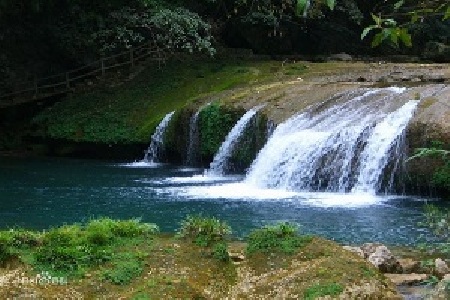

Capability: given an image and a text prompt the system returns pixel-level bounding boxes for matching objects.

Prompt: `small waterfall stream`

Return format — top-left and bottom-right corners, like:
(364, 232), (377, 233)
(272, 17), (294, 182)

(206, 106), (263, 175)
(185, 109), (201, 166)
(244, 88), (419, 194)
(143, 111), (175, 163)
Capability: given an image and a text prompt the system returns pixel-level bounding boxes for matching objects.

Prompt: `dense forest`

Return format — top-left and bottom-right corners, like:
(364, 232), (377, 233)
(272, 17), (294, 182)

(0, 0), (449, 92)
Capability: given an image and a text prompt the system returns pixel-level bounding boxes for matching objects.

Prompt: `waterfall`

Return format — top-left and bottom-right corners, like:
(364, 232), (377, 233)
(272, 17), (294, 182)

(244, 88), (419, 194)
(143, 111), (175, 163)
(185, 104), (210, 166)
(206, 106), (263, 176)
(185, 110), (201, 166)
(351, 101), (418, 193)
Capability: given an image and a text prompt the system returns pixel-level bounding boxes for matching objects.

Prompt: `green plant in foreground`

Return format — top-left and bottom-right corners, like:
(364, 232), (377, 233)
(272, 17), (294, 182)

(32, 218), (158, 276)
(246, 222), (312, 255)
(212, 242), (230, 262)
(177, 215), (232, 247)
(419, 204), (450, 254)
(304, 282), (344, 300)
(408, 141), (450, 192)
(102, 253), (144, 285)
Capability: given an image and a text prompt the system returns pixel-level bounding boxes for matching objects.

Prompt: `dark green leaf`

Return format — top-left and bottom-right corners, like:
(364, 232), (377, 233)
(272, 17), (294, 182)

(371, 32), (384, 47)
(296, 0), (308, 16)
(394, 0), (404, 11)
(399, 29), (412, 47)
(445, 6), (450, 20)
(327, 0), (336, 10)
(361, 26), (375, 40)
(371, 14), (381, 26)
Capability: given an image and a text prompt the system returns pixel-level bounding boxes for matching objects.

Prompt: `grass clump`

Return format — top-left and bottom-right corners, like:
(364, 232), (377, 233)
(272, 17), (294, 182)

(246, 222), (312, 255)
(304, 282), (344, 299)
(102, 253), (144, 285)
(177, 215), (231, 247)
(212, 242), (230, 262)
(32, 218), (158, 277)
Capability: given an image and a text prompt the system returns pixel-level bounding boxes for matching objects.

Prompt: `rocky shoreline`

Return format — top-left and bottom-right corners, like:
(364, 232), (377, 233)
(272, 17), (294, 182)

(343, 243), (449, 299)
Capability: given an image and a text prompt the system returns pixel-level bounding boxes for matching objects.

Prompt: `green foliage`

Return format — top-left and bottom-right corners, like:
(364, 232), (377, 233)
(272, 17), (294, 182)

(419, 204), (450, 255)
(408, 141), (450, 191)
(361, 0), (449, 48)
(246, 222), (312, 255)
(30, 218), (158, 276)
(198, 102), (243, 160)
(177, 215), (232, 247)
(93, 6), (214, 55)
(422, 205), (449, 240)
(32, 60), (277, 144)
(304, 282), (344, 299)
(0, 234), (14, 264)
(102, 253), (144, 285)
(212, 242), (230, 262)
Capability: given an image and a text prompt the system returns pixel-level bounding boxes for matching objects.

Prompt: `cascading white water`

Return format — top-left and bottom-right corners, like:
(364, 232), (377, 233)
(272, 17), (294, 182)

(352, 100), (418, 193)
(244, 87), (419, 194)
(206, 106), (263, 176)
(185, 109), (201, 166)
(143, 111), (175, 163)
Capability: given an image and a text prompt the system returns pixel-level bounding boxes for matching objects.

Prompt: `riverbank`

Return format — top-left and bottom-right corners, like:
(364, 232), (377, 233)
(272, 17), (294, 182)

(0, 219), (400, 299)
(1, 217), (448, 299)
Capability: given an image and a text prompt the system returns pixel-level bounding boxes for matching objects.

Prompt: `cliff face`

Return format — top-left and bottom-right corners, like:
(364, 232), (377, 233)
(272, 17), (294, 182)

(406, 86), (450, 196)
(210, 63), (450, 197)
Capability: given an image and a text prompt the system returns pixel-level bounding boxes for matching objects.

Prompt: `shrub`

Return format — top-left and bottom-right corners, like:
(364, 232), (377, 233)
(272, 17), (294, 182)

(246, 222), (311, 255)
(111, 219), (159, 237)
(34, 218), (157, 275)
(102, 253), (143, 285)
(212, 242), (230, 262)
(0, 233), (14, 264)
(177, 215), (232, 247)
(304, 282), (344, 299)
(85, 218), (115, 246)
(42, 225), (82, 246)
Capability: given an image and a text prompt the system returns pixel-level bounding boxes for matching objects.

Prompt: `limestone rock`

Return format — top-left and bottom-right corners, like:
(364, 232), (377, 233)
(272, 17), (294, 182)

(384, 273), (428, 285)
(361, 243), (384, 259)
(435, 258), (449, 277)
(342, 246), (364, 258)
(398, 258), (421, 274)
(228, 251), (245, 264)
(367, 245), (402, 273)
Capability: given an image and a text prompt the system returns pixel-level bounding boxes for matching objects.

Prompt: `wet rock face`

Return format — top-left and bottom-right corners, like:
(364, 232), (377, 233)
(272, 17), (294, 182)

(405, 85), (450, 196)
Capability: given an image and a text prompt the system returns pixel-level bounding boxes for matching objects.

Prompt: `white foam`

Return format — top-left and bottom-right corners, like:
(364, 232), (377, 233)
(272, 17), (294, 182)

(159, 183), (298, 200)
(297, 192), (386, 207)
(163, 174), (241, 184)
(120, 161), (162, 168)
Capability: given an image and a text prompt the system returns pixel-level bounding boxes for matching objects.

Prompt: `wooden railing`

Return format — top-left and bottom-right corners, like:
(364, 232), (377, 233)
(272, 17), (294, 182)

(0, 41), (167, 107)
